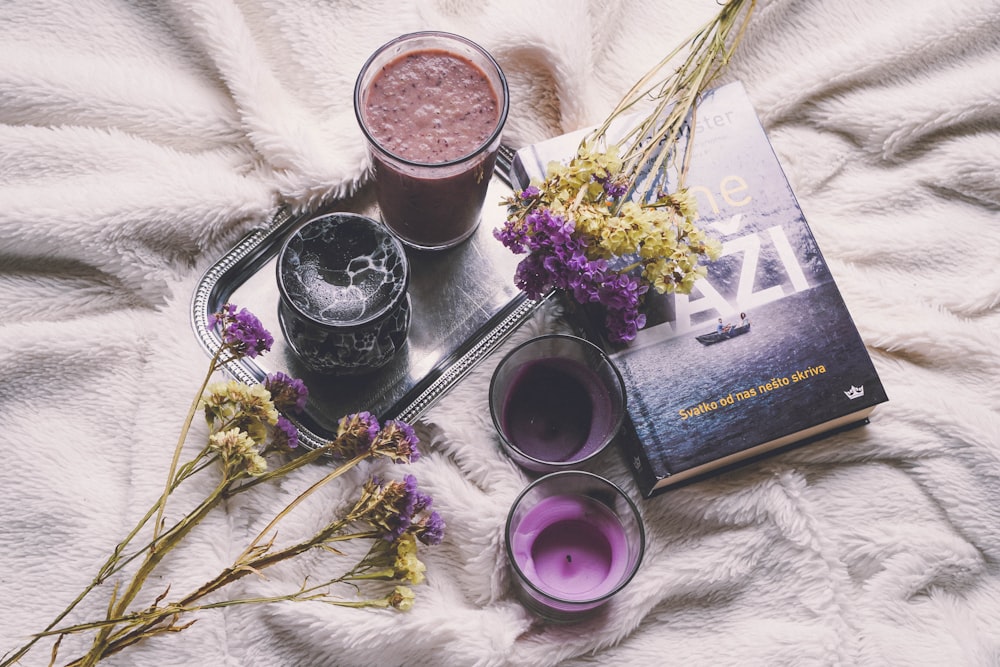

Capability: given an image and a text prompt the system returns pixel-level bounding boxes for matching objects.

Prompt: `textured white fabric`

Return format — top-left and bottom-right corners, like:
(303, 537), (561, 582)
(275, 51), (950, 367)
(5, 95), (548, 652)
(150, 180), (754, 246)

(2, 1), (1000, 665)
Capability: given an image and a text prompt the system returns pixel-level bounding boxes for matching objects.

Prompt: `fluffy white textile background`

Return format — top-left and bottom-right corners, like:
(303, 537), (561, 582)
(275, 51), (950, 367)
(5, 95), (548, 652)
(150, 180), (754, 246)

(2, 0), (1000, 665)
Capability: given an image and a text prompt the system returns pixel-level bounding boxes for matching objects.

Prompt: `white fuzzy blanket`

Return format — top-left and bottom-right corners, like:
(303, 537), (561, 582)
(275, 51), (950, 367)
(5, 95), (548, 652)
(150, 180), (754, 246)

(3, 1), (1000, 665)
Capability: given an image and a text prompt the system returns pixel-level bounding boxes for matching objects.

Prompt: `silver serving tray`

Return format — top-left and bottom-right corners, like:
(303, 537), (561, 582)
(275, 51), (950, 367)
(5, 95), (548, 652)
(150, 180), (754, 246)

(190, 147), (548, 450)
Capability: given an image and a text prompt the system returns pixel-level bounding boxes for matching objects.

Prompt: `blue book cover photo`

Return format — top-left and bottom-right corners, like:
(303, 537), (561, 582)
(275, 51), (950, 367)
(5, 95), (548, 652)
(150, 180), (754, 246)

(593, 83), (888, 479)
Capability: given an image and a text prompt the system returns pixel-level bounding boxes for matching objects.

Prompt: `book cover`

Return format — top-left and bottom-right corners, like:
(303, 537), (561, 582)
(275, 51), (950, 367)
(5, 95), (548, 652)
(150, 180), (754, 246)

(509, 81), (889, 497)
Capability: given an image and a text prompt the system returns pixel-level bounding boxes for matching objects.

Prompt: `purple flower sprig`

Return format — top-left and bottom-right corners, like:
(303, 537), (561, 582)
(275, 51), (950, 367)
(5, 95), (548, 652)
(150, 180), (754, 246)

(262, 372), (309, 451)
(332, 412), (421, 464)
(360, 474), (445, 546)
(265, 371), (309, 414)
(271, 416), (300, 451)
(495, 206), (648, 344)
(209, 303), (274, 361)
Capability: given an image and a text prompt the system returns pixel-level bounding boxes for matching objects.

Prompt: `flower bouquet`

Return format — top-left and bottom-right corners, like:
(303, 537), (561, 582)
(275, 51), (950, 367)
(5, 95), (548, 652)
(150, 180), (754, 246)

(495, 0), (755, 343)
(3, 305), (443, 667)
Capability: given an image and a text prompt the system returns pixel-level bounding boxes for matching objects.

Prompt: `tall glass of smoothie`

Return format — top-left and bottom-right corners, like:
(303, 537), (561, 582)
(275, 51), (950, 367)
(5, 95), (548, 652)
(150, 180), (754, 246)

(354, 32), (509, 250)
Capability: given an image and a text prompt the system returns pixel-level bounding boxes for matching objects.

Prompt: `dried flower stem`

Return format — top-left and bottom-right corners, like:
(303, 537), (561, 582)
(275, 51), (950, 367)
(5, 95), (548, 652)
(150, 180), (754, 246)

(42, 567), (401, 666)
(151, 348), (224, 548)
(590, 0), (756, 192)
(60, 474), (391, 664)
(237, 450), (370, 562)
(75, 350), (232, 665)
(70, 445), (372, 664)
(81, 475), (231, 666)
(2, 304), (439, 667)
(0, 423), (218, 667)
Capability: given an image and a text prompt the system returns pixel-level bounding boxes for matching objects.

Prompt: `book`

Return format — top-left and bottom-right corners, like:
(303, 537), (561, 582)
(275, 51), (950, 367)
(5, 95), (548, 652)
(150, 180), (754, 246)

(509, 81), (889, 497)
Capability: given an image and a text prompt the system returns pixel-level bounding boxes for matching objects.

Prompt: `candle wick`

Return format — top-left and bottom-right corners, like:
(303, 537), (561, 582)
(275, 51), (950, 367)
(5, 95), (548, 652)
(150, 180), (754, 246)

(566, 554), (572, 563)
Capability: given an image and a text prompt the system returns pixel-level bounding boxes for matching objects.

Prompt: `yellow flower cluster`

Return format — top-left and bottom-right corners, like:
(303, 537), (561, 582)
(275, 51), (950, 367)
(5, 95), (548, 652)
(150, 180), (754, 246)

(208, 427), (268, 476)
(388, 586), (415, 611)
(510, 142), (720, 296)
(394, 534), (427, 585)
(201, 380), (280, 476)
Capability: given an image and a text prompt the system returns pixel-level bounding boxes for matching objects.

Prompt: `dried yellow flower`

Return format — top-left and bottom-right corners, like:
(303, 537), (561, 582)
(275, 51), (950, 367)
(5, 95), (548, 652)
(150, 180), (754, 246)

(388, 586), (415, 611)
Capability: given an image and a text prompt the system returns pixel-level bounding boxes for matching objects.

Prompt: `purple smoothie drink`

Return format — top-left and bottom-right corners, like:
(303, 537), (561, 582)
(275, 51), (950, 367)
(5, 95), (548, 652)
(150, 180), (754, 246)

(355, 32), (509, 250)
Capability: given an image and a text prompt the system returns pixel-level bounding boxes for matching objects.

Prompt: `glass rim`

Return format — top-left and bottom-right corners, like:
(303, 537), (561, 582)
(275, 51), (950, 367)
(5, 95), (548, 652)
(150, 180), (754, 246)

(503, 470), (646, 607)
(488, 333), (627, 469)
(353, 30), (510, 168)
(275, 212), (410, 329)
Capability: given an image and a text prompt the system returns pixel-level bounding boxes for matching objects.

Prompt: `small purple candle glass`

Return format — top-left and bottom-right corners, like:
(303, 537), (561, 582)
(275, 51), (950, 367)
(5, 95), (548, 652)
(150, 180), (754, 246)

(489, 334), (626, 473)
(505, 471), (645, 622)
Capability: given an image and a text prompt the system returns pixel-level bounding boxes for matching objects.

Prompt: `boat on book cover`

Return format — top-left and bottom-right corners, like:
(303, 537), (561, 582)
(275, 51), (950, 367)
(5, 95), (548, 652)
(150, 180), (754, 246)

(695, 322), (750, 345)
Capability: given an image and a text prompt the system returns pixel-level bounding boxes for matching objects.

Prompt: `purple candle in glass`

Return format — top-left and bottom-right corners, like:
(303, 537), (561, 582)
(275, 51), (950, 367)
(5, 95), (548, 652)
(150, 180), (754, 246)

(490, 335), (626, 473)
(505, 471), (645, 621)
(510, 495), (627, 599)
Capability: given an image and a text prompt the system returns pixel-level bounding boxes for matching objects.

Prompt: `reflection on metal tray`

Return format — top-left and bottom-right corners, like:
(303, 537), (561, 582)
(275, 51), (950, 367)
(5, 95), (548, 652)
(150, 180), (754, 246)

(190, 146), (548, 450)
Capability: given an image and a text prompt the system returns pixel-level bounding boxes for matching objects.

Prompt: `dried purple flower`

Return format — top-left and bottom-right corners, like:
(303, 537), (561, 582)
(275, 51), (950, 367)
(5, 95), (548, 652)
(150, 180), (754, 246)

(206, 302), (235, 329)
(380, 475), (425, 542)
(493, 219), (528, 254)
(371, 420), (420, 464)
(416, 511), (445, 546)
(501, 206), (656, 344)
(524, 209), (574, 251)
(334, 412), (381, 458)
(520, 185), (540, 199)
(512, 251), (551, 300)
(273, 415), (300, 450)
(264, 372), (309, 414)
(601, 176), (629, 199)
(211, 304), (274, 359)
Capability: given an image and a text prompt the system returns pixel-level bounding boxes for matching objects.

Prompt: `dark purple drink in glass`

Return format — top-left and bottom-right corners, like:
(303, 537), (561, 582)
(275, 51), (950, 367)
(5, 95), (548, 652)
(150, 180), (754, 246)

(355, 32), (509, 250)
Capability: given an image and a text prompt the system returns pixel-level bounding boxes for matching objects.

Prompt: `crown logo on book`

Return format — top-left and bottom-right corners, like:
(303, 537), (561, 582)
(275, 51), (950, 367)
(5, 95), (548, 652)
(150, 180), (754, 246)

(844, 385), (865, 400)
